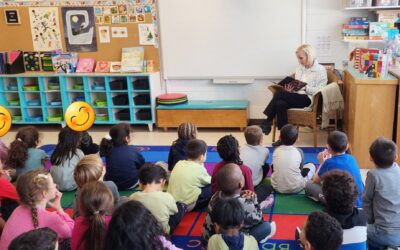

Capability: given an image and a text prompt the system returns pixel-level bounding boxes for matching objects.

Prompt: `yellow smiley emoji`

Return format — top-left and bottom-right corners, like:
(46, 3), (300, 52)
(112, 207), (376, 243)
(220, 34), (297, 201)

(0, 106), (11, 137)
(64, 101), (95, 132)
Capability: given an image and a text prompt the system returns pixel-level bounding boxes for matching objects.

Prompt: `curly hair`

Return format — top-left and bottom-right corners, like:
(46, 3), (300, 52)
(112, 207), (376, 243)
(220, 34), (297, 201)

(106, 200), (167, 250)
(16, 169), (51, 228)
(216, 135), (243, 165)
(78, 181), (114, 250)
(305, 211), (343, 250)
(7, 126), (39, 169)
(322, 170), (358, 214)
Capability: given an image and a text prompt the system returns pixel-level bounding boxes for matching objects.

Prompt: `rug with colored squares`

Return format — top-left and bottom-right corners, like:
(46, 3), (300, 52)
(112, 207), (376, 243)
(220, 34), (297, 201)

(40, 145), (325, 250)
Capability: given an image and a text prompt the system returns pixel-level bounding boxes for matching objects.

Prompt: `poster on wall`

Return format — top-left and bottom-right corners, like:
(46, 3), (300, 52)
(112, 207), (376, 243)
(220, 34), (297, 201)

(138, 23), (155, 45)
(29, 7), (62, 51)
(98, 26), (110, 43)
(61, 7), (97, 52)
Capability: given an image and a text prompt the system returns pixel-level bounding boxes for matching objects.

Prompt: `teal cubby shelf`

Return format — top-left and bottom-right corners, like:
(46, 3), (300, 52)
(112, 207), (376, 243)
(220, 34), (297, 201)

(0, 73), (158, 131)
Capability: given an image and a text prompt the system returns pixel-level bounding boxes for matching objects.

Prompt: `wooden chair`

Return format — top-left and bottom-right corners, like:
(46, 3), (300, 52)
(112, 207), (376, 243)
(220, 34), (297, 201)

(268, 69), (339, 147)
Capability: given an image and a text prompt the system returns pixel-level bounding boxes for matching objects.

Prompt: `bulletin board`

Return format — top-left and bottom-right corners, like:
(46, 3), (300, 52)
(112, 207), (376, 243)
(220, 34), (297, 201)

(158, 0), (305, 79)
(0, 4), (160, 71)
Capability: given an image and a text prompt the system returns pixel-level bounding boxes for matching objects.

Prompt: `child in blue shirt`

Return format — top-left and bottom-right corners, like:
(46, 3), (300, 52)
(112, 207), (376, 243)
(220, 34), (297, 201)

(305, 131), (364, 207)
(100, 123), (145, 190)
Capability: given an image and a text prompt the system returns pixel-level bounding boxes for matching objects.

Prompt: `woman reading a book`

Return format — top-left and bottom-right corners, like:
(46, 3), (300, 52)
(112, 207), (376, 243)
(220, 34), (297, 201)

(260, 44), (328, 139)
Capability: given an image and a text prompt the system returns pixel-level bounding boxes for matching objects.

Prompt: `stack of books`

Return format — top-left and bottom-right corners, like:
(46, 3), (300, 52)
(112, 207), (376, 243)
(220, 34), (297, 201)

(343, 17), (370, 41)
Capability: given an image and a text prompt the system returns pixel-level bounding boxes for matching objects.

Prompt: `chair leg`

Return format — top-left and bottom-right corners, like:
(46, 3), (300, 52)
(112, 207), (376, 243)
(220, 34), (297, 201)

(272, 119), (276, 142)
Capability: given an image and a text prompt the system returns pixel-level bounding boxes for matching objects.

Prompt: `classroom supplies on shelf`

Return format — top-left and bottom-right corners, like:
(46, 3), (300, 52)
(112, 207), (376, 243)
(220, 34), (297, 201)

(51, 52), (78, 73)
(120, 46), (144, 73)
(342, 17), (370, 41)
(350, 48), (380, 69)
(1, 50), (25, 74)
(76, 58), (96, 73)
(23, 52), (40, 71)
(370, 22), (390, 40)
(156, 93), (188, 105)
(95, 61), (110, 73)
(40, 52), (54, 71)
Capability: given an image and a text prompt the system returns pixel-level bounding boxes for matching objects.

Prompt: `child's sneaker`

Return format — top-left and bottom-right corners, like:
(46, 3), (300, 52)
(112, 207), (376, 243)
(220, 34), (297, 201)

(260, 194), (274, 210)
(260, 221), (276, 243)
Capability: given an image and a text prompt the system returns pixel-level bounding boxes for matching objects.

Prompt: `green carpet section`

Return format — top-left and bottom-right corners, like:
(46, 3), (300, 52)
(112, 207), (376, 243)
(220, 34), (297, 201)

(272, 193), (324, 214)
(118, 190), (138, 197)
(61, 191), (76, 208)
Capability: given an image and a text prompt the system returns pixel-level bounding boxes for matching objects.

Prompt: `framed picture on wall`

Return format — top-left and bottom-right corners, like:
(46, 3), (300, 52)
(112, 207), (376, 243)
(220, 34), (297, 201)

(4, 9), (21, 25)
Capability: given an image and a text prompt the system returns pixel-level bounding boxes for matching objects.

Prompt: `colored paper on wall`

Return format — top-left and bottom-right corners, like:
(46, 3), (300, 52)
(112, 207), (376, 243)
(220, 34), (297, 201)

(98, 26), (111, 43)
(138, 23), (155, 45)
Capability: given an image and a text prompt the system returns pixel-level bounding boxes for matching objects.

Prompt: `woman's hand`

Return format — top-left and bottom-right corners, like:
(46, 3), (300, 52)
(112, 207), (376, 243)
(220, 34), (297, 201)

(284, 83), (295, 92)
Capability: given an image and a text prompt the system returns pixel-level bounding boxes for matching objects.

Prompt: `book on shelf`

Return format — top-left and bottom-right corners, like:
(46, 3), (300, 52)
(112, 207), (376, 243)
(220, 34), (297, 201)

(369, 22), (390, 40)
(272, 77), (307, 92)
(76, 58), (96, 73)
(95, 61), (110, 73)
(120, 46), (144, 73)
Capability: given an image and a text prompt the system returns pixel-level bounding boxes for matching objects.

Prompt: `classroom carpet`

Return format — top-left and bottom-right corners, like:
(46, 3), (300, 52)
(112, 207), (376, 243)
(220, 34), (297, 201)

(41, 145), (325, 250)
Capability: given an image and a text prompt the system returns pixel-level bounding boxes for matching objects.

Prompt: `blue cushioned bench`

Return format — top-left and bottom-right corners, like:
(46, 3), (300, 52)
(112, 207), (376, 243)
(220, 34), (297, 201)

(156, 100), (249, 131)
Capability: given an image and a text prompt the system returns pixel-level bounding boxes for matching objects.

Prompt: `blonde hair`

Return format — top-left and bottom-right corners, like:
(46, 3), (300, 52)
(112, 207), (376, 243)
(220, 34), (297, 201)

(244, 125), (263, 146)
(16, 169), (52, 228)
(74, 155), (104, 188)
(296, 44), (316, 66)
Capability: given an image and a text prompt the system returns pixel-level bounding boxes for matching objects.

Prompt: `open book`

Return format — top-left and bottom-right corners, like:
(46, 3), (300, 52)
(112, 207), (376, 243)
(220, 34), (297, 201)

(273, 76), (307, 92)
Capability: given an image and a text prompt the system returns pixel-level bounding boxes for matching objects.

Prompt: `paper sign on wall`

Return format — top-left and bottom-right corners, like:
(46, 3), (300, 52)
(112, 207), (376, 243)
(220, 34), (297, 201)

(29, 7), (62, 51)
(138, 23), (155, 45)
(98, 26), (110, 43)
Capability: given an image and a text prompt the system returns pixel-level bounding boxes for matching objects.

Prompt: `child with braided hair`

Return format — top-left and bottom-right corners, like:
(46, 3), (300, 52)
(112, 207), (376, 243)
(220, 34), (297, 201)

(72, 181), (114, 250)
(168, 122), (198, 171)
(0, 169), (74, 249)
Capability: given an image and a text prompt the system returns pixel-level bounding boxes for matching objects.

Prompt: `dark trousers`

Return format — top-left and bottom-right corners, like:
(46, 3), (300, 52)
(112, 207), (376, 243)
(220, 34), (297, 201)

(263, 91), (311, 129)
(255, 164), (272, 203)
(194, 184), (212, 211)
(169, 202), (186, 234)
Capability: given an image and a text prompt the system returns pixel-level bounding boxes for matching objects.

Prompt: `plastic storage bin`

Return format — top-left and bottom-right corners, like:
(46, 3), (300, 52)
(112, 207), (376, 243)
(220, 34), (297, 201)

(133, 94), (150, 105)
(47, 115), (63, 122)
(7, 85), (18, 91)
(8, 99), (20, 106)
(94, 99), (107, 107)
(12, 115), (22, 121)
(136, 109), (151, 120)
(115, 109), (130, 121)
(26, 115), (42, 122)
(23, 85), (39, 91)
(132, 79), (149, 90)
(112, 94), (129, 105)
(95, 114), (109, 121)
(73, 84), (84, 90)
(48, 100), (62, 106)
(27, 99), (40, 106)
(48, 84), (60, 91)
(91, 83), (105, 91)
(110, 79), (127, 90)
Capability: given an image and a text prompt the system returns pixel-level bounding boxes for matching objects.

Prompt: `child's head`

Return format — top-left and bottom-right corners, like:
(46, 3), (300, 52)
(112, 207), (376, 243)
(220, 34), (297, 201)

(106, 200), (165, 250)
(16, 169), (58, 228)
(322, 170), (358, 214)
(216, 163), (244, 196)
(177, 122), (197, 140)
(74, 155), (105, 188)
(7, 126), (39, 169)
(300, 211), (343, 250)
(50, 126), (81, 166)
(100, 123), (131, 157)
(80, 131), (93, 147)
(210, 198), (244, 234)
(187, 139), (207, 162)
(78, 181), (114, 250)
(279, 124), (298, 146)
(216, 135), (243, 165)
(327, 131), (348, 154)
(369, 137), (397, 168)
(139, 163), (167, 189)
(8, 227), (58, 250)
(244, 125), (263, 146)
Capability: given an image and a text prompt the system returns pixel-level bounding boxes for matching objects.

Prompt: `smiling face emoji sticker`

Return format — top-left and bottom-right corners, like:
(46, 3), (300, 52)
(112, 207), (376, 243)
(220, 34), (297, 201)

(65, 101), (95, 131)
(0, 106), (11, 137)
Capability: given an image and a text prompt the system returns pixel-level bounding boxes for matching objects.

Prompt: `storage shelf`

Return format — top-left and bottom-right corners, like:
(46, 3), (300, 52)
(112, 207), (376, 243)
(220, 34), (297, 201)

(344, 6), (400, 10)
(0, 72), (157, 129)
(342, 39), (386, 43)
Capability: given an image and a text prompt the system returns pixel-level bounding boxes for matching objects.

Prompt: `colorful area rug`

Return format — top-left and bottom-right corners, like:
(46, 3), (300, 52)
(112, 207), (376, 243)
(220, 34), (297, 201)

(41, 145), (325, 249)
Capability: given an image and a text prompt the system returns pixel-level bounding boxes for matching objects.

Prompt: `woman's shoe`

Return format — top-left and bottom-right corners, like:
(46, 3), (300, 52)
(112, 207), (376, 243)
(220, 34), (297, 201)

(260, 120), (272, 135)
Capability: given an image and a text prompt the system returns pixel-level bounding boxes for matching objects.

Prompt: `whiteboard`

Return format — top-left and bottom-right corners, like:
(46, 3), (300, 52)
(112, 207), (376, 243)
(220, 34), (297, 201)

(158, 0), (304, 79)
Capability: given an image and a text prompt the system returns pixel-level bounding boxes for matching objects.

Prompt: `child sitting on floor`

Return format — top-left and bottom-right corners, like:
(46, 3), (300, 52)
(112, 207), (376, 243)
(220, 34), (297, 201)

(363, 137), (400, 249)
(79, 131), (99, 155)
(305, 131), (364, 207)
(322, 170), (366, 249)
(240, 125), (270, 187)
(207, 198), (258, 250)
(129, 163), (185, 234)
(271, 124), (316, 193)
(203, 163), (276, 243)
(168, 122), (197, 171)
(73, 155), (120, 217)
(299, 211), (343, 250)
(168, 139), (211, 212)
(8, 227), (58, 250)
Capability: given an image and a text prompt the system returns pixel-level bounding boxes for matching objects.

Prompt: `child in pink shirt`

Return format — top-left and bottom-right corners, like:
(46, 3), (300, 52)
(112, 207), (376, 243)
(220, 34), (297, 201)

(0, 169), (74, 249)
(72, 181), (113, 250)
